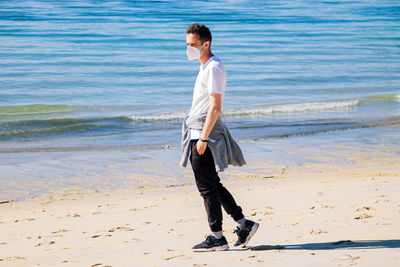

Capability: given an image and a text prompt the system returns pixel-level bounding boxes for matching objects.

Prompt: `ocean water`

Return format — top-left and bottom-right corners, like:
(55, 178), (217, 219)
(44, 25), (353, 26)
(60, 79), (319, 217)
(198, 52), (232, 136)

(0, 0), (399, 200)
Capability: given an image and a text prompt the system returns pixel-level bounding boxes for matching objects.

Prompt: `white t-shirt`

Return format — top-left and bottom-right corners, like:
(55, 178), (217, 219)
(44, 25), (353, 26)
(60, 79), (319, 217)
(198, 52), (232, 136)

(189, 55), (226, 139)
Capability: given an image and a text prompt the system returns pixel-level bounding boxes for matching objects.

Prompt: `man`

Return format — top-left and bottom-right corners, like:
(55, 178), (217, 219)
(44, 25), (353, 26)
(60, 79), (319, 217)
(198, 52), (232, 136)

(180, 23), (259, 252)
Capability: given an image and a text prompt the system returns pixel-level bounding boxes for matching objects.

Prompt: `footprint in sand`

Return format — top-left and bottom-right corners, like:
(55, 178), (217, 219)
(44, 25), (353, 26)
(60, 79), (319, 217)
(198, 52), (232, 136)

(108, 226), (134, 232)
(177, 218), (193, 223)
(129, 207), (143, 212)
(0, 256), (26, 262)
(310, 229), (328, 235)
(354, 214), (374, 220)
(14, 218), (35, 222)
(355, 206), (373, 212)
(165, 255), (184, 260)
(320, 204), (334, 209)
(65, 213), (81, 218)
(33, 209), (46, 214)
(51, 229), (68, 234)
(334, 254), (361, 261)
(91, 264), (111, 267)
(34, 240), (55, 247)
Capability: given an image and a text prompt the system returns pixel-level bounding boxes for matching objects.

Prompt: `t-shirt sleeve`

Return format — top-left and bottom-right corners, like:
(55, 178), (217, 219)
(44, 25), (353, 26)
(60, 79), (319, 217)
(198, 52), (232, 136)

(207, 66), (225, 95)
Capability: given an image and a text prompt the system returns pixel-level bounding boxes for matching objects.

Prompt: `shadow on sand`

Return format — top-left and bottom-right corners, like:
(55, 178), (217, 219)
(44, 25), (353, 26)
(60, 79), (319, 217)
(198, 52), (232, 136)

(228, 239), (400, 251)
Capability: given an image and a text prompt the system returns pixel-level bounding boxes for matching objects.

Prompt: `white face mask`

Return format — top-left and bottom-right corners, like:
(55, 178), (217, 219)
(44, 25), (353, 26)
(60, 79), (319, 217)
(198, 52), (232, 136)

(186, 43), (204, 61)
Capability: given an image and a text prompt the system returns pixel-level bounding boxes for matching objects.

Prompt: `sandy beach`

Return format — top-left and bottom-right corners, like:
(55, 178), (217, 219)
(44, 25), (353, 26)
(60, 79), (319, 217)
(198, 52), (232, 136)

(1, 0), (400, 266)
(1, 140), (400, 267)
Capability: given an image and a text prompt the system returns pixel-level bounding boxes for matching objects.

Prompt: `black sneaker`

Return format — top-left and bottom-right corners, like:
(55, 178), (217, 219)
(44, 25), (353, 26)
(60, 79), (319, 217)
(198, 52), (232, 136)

(233, 220), (259, 247)
(192, 235), (229, 252)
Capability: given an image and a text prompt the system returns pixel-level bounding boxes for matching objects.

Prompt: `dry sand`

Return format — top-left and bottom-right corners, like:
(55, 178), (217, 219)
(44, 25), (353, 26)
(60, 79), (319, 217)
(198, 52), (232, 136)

(1, 146), (400, 266)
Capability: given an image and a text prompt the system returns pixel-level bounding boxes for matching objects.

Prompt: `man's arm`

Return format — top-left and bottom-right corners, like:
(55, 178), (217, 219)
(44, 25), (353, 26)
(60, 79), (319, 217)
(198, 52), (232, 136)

(196, 92), (221, 155)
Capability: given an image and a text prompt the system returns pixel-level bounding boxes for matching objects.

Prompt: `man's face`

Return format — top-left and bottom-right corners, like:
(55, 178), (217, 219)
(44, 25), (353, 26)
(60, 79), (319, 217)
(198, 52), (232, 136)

(186, 33), (208, 49)
(186, 33), (203, 49)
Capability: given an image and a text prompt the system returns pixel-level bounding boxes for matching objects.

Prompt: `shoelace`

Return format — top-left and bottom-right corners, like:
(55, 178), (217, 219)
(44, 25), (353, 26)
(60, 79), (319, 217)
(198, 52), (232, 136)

(203, 235), (213, 245)
(233, 227), (250, 238)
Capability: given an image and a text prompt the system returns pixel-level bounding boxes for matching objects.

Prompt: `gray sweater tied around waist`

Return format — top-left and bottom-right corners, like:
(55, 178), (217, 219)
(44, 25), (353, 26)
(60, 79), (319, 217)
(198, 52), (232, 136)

(179, 112), (246, 172)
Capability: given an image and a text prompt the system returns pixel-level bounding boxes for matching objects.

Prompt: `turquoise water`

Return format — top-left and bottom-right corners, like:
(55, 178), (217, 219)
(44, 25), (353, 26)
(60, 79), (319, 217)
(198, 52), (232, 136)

(0, 0), (399, 200)
(1, 0), (399, 151)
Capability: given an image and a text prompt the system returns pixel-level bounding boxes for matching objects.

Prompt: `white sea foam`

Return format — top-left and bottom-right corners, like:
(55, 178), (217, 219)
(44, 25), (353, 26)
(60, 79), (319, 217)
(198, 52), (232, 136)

(227, 99), (359, 117)
(129, 99), (359, 121)
(130, 111), (188, 121)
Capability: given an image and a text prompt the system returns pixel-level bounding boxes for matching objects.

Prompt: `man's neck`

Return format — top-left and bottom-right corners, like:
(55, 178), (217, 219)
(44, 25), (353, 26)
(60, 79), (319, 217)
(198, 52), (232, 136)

(198, 50), (213, 65)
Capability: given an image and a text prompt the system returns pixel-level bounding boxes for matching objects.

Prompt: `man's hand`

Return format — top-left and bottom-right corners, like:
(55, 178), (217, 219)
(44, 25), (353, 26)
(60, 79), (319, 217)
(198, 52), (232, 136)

(196, 139), (207, 155)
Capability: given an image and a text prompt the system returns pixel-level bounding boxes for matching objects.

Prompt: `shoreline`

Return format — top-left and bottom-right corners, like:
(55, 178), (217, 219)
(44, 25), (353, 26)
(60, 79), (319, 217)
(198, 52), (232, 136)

(1, 124), (400, 203)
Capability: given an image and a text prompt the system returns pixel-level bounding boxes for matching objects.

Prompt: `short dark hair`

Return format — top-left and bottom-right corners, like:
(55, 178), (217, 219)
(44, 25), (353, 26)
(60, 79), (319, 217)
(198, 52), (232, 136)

(186, 23), (212, 44)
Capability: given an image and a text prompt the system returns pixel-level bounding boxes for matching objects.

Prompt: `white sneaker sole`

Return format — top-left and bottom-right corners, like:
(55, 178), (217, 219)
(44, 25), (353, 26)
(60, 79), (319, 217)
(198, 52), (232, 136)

(242, 222), (259, 247)
(192, 244), (230, 252)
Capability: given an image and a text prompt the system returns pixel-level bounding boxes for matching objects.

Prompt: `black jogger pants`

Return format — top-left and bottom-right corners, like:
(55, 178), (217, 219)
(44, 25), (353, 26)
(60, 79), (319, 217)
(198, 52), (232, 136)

(189, 139), (244, 232)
